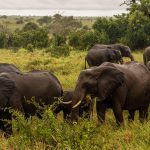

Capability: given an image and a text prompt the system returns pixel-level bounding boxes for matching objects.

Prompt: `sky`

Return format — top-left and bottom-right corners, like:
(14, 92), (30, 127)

(0, 0), (127, 10)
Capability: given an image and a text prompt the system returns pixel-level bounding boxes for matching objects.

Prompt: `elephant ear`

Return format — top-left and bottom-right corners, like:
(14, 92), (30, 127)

(0, 77), (15, 108)
(97, 66), (124, 100)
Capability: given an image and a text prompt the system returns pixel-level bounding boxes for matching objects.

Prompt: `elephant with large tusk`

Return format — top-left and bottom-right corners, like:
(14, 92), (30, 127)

(71, 62), (150, 125)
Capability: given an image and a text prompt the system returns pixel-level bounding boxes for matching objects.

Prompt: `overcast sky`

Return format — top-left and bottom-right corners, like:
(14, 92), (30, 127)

(0, 0), (126, 10)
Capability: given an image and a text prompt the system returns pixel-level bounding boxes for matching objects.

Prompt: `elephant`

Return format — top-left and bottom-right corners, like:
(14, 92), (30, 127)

(0, 63), (21, 73)
(85, 47), (123, 68)
(93, 44), (134, 61)
(143, 46), (150, 66)
(147, 61), (150, 70)
(71, 62), (150, 125)
(53, 90), (94, 120)
(0, 70), (63, 134)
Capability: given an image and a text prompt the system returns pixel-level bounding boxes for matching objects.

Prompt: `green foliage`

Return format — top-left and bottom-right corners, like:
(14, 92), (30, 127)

(52, 34), (67, 46)
(49, 14), (82, 36)
(122, 10), (150, 49)
(37, 16), (52, 25)
(22, 22), (39, 32)
(92, 0), (150, 49)
(47, 45), (70, 57)
(68, 30), (109, 50)
(0, 33), (9, 48)
(93, 15), (128, 44)
(26, 44), (34, 52)
(16, 18), (24, 24)
(8, 32), (23, 49)
(0, 28), (50, 50)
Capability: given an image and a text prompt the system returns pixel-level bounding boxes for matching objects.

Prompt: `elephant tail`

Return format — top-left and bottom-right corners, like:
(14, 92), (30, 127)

(85, 57), (87, 69)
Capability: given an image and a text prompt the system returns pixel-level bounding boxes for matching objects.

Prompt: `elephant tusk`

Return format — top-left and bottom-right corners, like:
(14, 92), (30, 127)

(72, 100), (81, 109)
(62, 101), (72, 104)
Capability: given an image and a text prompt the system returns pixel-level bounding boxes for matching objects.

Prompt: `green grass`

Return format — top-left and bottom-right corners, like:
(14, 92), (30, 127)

(0, 49), (148, 150)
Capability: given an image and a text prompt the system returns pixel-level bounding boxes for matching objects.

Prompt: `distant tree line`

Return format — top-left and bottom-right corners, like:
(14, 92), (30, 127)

(0, 0), (149, 55)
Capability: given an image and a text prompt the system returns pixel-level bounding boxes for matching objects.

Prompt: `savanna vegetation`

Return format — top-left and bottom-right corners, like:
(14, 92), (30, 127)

(0, 49), (147, 150)
(0, 0), (149, 149)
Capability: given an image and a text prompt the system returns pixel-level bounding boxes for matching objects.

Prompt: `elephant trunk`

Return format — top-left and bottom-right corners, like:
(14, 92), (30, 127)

(85, 57), (87, 69)
(71, 86), (86, 121)
(120, 58), (124, 64)
(130, 54), (134, 61)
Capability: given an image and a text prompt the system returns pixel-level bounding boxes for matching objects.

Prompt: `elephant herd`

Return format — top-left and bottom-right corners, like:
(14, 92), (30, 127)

(0, 44), (150, 135)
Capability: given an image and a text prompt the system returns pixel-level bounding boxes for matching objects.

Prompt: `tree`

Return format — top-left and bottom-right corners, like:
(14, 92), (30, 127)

(37, 16), (52, 25)
(22, 22), (39, 32)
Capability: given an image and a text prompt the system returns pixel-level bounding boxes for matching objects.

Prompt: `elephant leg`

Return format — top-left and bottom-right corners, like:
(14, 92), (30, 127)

(139, 106), (148, 123)
(6, 91), (25, 135)
(96, 100), (106, 124)
(128, 110), (135, 122)
(112, 101), (123, 125)
(71, 108), (79, 122)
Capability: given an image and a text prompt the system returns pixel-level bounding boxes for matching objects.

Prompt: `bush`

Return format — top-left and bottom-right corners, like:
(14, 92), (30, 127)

(22, 22), (39, 32)
(68, 30), (109, 50)
(121, 10), (150, 49)
(0, 33), (8, 48)
(26, 44), (34, 52)
(47, 45), (70, 57)
(21, 28), (50, 49)
(8, 32), (23, 49)
(52, 34), (66, 47)
(81, 30), (109, 50)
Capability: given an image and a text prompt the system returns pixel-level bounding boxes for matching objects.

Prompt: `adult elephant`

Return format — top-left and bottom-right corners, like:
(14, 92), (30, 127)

(143, 46), (150, 66)
(53, 90), (94, 120)
(0, 70), (63, 134)
(0, 63), (21, 73)
(94, 44), (134, 61)
(85, 47), (123, 68)
(71, 62), (150, 125)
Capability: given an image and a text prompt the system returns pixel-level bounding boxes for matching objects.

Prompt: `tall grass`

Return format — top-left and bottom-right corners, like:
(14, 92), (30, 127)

(0, 49), (148, 149)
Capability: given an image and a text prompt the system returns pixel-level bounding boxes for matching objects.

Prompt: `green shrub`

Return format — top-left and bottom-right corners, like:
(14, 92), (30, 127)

(22, 22), (39, 32)
(26, 44), (34, 52)
(0, 33), (8, 48)
(68, 30), (109, 50)
(48, 45), (70, 57)
(8, 32), (23, 49)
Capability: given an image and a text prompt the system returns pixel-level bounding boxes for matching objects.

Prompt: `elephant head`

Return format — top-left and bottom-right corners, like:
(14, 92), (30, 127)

(112, 50), (123, 64)
(71, 63), (124, 121)
(112, 44), (134, 61)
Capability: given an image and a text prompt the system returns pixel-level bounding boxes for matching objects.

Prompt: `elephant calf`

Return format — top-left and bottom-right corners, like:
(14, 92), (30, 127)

(53, 90), (94, 120)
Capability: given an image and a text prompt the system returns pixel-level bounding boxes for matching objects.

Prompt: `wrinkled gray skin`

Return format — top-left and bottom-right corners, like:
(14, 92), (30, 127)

(71, 62), (150, 125)
(53, 90), (94, 120)
(95, 44), (134, 61)
(0, 63), (21, 73)
(85, 47), (123, 68)
(0, 70), (63, 134)
(147, 61), (150, 70)
(143, 46), (150, 66)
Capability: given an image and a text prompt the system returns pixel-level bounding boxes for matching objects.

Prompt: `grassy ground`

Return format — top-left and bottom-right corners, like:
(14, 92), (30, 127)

(0, 49), (148, 150)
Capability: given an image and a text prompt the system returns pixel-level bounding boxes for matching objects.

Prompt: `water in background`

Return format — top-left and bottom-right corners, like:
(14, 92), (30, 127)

(0, 9), (127, 16)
